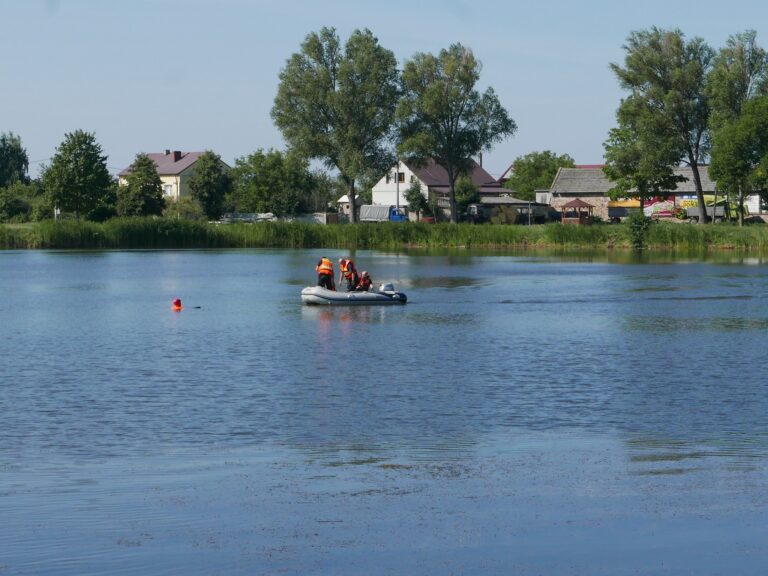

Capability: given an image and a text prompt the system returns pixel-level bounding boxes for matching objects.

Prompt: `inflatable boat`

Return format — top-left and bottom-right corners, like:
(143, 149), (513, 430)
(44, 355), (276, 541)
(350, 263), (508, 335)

(301, 283), (407, 306)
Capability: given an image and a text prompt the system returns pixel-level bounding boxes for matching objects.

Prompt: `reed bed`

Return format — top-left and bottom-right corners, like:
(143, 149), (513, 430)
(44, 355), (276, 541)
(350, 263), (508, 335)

(3, 218), (768, 252)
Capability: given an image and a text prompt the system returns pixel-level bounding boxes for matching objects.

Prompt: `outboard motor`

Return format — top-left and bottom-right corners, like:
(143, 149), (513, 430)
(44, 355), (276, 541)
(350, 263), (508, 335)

(378, 283), (407, 303)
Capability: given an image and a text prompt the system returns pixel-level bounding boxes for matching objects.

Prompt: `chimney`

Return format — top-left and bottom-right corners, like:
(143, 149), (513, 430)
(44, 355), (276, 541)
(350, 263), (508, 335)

(478, 152), (483, 167)
(172, 150), (182, 162)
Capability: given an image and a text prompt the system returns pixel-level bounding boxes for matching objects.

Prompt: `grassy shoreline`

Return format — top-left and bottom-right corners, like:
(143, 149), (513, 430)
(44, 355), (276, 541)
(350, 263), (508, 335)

(2, 218), (768, 252)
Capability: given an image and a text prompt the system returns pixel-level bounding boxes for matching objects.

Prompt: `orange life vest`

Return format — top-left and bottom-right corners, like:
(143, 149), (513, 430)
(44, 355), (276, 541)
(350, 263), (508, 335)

(340, 259), (356, 278)
(316, 257), (333, 276)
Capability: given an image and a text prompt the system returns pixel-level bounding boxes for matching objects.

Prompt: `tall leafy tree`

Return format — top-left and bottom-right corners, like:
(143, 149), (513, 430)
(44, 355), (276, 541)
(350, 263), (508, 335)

(117, 153), (165, 216)
(603, 97), (685, 210)
(230, 149), (314, 217)
(611, 28), (714, 223)
(504, 151), (574, 201)
(42, 130), (113, 220)
(0, 132), (29, 187)
(708, 31), (768, 225)
(708, 30), (768, 130)
(397, 43), (516, 222)
(272, 27), (400, 223)
(187, 151), (231, 221)
(710, 96), (768, 225)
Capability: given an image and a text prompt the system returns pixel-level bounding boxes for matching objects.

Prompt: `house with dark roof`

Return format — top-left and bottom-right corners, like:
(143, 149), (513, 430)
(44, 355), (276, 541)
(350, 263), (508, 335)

(546, 165), (726, 220)
(118, 150), (229, 201)
(370, 158), (510, 219)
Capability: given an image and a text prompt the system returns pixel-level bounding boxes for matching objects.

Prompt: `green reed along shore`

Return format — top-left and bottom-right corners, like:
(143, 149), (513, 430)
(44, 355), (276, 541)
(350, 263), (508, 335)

(3, 217), (768, 252)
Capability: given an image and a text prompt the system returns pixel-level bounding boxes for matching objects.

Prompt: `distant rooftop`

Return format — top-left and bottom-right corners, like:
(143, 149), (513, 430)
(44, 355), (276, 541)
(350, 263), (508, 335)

(119, 150), (205, 176)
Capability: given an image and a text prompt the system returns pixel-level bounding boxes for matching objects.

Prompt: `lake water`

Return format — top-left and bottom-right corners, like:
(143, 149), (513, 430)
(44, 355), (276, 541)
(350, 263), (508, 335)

(2, 249), (768, 575)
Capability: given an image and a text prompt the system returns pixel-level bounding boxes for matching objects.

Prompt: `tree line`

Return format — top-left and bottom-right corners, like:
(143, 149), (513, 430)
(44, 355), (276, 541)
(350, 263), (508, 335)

(3, 27), (766, 226)
(1, 27), (515, 225)
(0, 130), (356, 223)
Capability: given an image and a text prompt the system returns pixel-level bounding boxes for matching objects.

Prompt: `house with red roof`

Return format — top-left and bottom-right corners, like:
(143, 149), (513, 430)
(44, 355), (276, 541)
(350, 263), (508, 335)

(118, 150), (229, 201)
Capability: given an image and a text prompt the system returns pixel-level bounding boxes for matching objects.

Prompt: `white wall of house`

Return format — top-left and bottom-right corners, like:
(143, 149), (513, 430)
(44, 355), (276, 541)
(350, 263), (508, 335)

(371, 162), (426, 207)
(745, 194), (762, 214)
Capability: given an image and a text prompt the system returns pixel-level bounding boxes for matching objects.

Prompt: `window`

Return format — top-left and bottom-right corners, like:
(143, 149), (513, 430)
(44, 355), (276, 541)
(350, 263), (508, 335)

(163, 185), (173, 197)
(397, 172), (405, 183)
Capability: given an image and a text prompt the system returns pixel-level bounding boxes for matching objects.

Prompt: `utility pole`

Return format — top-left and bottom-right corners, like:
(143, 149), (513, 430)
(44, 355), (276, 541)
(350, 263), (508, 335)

(395, 159), (400, 211)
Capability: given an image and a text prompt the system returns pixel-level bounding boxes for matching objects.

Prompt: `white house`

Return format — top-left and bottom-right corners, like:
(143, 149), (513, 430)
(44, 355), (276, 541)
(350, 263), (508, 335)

(371, 158), (506, 218)
(118, 150), (229, 201)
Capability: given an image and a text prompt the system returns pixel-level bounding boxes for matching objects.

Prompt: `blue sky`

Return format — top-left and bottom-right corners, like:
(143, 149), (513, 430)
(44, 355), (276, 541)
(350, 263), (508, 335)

(3, 0), (768, 179)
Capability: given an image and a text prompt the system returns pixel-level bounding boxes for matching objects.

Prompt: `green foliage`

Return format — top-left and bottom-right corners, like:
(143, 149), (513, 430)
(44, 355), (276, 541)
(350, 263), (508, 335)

(0, 181), (47, 222)
(710, 96), (768, 225)
(308, 170), (346, 212)
(0, 132), (29, 187)
(272, 27), (400, 222)
(707, 30), (768, 131)
(118, 153), (165, 217)
(5, 219), (768, 252)
(404, 180), (428, 219)
(504, 151), (574, 200)
(490, 206), (518, 225)
(42, 130), (113, 220)
(627, 210), (653, 250)
(611, 28), (713, 222)
(707, 32), (768, 226)
(187, 150), (232, 220)
(230, 149), (314, 216)
(163, 196), (205, 220)
(603, 100), (685, 204)
(397, 43), (516, 222)
(454, 176), (480, 216)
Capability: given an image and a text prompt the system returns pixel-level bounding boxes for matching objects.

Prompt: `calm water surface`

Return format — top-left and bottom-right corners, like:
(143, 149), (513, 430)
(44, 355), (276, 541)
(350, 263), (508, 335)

(1, 249), (768, 575)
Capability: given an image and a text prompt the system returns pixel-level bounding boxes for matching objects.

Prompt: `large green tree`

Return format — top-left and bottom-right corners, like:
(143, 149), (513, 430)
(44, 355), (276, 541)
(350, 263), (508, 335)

(710, 96), (768, 225)
(611, 28), (714, 223)
(117, 153), (165, 216)
(42, 130), (113, 220)
(397, 43), (516, 222)
(603, 97), (685, 210)
(187, 151), (231, 221)
(504, 151), (574, 201)
(230, 149), (314, 217)
(0, 132), (29, 187)
(272, 27), (400, 223)
(708, 31), (768, 225)
(708, 30), (768, 131)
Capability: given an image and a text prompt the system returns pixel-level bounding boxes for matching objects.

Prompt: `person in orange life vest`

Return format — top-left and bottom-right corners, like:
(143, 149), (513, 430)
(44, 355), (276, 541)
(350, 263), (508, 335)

(316, 256), (335, 290)
(338, 258), (360, 292)
(172, 298), (183, 311)
(355, 270), (372, 292)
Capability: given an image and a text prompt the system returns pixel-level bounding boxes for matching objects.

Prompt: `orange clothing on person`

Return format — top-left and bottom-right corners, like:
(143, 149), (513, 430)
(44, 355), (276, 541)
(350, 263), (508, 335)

(316, 257), (334, 276)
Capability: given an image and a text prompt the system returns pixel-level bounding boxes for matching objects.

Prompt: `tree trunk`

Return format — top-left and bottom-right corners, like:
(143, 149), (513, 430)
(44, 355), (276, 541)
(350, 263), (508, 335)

(447, 166), (458, 224)
(347, 180), (357, 224)
(690, 162), (709, 225)
(738, 183), (744, 227)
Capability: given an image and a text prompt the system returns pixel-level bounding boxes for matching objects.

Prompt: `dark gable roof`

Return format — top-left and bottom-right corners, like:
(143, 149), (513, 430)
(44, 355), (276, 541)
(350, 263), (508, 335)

(551, 165), (716, 195)
(119, 150), (206, 177)
(405, 158), (499, 189)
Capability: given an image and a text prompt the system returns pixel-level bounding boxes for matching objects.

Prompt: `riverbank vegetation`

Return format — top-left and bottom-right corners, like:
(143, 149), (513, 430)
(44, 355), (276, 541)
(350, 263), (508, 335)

(3, 218), (768, 252)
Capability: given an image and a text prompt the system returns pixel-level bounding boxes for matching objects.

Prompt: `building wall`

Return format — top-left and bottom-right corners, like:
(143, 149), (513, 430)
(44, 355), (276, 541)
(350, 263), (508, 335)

(371, 163), (426, 207)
